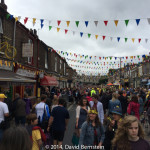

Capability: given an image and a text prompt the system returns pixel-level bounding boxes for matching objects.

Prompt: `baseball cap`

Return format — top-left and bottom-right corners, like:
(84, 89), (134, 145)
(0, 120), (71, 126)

(0, 94), (7, 98)
(112, 106), (122, 116)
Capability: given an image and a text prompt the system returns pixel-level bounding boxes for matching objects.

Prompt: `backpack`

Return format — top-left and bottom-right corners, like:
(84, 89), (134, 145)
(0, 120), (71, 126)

(31, 126), (46, 143)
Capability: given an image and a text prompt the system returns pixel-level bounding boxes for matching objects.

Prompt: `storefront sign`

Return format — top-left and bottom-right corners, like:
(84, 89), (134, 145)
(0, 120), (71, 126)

(16, 69), (36, 78)
(22, 43), (33, 57)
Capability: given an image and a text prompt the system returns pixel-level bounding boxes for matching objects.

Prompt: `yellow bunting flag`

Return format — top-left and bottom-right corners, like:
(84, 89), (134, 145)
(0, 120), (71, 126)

(33, 18), (36, 26)
(13, 62), (15, 66)
(80, 56), (82, 58)
(130, 56), (133, 59)
(8, 62), (10, 67)
(132, 38), (135, 43)
(20, 64), (21, 68)
(66, 21), (70, 27)
(0, 60), (2, 66)
(57, 28), (60, 32)
(95, 35), (98, 39)
(15, 17), (18, 22)
(114, 20), (119, 26)
(5, 61), (7, 66)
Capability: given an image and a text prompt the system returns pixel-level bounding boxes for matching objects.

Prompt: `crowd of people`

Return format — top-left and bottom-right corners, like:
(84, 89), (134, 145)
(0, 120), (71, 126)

(0, 86), (150, 150)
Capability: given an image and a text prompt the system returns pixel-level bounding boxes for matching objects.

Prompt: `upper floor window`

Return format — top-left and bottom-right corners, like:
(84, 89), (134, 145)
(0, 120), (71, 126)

(27, 39), (33, 64)
(55, 57), (57, 72)
(64, 63), (66, 75)
(60, 59), (62, 72)
(45, 50), (48, 69)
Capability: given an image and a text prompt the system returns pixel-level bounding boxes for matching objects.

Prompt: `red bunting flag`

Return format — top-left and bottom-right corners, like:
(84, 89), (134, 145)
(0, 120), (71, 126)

(57, 20), (61, 26)
(99, 57), (101, 60)
(104, 21), (108, 26)
(65, 29), (68, 34)
(126, 57), (128, 59)
(102, 36), (106, 40)
(24, 17), (28, 24)
(138, 39), (141, 43)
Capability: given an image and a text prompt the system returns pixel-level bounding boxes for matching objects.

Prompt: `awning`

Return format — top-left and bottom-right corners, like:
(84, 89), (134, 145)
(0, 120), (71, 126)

(40, 76), (58, 86)
(0, 69), (36, 83)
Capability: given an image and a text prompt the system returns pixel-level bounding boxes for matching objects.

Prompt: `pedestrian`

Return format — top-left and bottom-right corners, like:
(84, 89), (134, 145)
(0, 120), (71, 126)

(24, 92), (32, 115)
(0, 94), (9, 140)
(127, 95), (140, 120)
(112, 115), (150, 150)
(35, 94), (50, 133)
(13, 93), (26, 126)
(47, 98), (70, 150)
(0, 126), (32, 150)
(90, 94), (104, 124)
(76, 97), (90, 136)
(79, 109), (105, 150)
(26, 113), (46, 150)
(108, 93), (122, 115)
(51, 95), (59, 111)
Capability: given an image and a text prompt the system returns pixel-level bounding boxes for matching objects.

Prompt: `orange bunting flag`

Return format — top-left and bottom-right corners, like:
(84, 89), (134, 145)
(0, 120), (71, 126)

(65, 29), (68, 34)
(0, 60), (2, 66)
(5, 61), (7, 66)
(104, 21), (108, 26)
(57, 20), (61, 26)
(8, 62), (11, 67)
(13, 62), (15, 66)
(24, 17), (28, 24)
(66, 21), (70, 27)
(132, 38), (135, 43)
(57, 28), (60, 32)
(95, 35), (98, 39)
(114, 20), (119, 26)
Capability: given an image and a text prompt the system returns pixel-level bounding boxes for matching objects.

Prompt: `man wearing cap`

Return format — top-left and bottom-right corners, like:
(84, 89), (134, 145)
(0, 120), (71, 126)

(0, 94), (9, 140)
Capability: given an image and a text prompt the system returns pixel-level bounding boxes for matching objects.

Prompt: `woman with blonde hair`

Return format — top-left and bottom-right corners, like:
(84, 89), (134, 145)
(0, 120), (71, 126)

(112, 115), (150, 150)
(108, 92), (121, 115)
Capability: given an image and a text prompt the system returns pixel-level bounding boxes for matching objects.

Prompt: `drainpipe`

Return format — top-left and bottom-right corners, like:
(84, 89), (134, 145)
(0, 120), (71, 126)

(13, 20), (16, 60)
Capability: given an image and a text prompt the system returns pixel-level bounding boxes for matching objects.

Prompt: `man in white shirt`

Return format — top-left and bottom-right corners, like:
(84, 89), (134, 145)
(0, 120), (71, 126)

(0, 94), (9, 140)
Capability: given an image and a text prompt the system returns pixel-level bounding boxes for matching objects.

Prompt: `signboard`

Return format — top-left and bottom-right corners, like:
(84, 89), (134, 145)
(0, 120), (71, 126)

(16, 69), (36, 78)
(22, 43), (33, 57)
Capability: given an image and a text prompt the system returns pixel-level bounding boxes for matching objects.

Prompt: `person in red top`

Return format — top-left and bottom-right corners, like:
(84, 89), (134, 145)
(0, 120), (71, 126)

(86, 92), (92, 102)
(127, 95), (140, 120)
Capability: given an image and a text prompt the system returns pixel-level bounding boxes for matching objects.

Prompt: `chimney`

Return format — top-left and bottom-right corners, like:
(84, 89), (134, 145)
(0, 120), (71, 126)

(33, 29), (37, 36)
(0, 0), (7, 11)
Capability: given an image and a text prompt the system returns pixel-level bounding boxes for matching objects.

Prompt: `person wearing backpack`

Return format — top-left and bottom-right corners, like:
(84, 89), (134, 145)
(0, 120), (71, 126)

(26, 113), (46, 150)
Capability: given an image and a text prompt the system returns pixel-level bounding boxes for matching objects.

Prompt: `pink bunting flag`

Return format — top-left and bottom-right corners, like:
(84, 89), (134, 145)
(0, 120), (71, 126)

(57, 20), (61, 26)
(24, 17), (28, 24)
(104, 21), (108, 26)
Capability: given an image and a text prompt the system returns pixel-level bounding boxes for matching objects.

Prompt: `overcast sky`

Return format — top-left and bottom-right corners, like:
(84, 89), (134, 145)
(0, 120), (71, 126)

(5, 0), (150, 75)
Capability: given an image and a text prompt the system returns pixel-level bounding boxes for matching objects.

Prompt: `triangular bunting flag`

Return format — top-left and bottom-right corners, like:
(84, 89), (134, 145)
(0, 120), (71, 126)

(145, 39), (148, 43)
(33, 18), (36, 26)
(138, 38), (141, 43)
(88, 34), (91, 38)
(80, 32), (83, 37)
(15, 17), (18, 22)
(18, 16), (21, 21)
(24, 17), (28, 24)
(85, 21), (89, 27)
(10, 15), (13, 20)
(57, 28), (60, 32)
(75, 21), (79, 27)
(95, 35), (98, 39)
(132, 38), (135, 43)
(66, 21), (70, 27)
(114, 20), (119, 26)
(102, 36), (106, 40)
(104, 21), (108, 26)
(41, 24), (44, 29)
(65, 29), (68, 34)
(49, 26), (52, 30)
(125, 38), (128, 42)
(110, 37), (113, 41)
(136, 19), (140, 25)
(147, 18), (150, 25)
(125, 20), (129, 26)
(94, 21), (98, 27)
(40, 19), (44, 24)
(57, 20), (61, 26)
(6, 14), (10, 19)
(117, 37), (120, 42)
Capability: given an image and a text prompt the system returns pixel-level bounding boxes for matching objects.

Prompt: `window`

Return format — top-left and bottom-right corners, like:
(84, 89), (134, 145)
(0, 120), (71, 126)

(55, 57), (57, 72)
(25, 84), (34, 97)
(60, 59), (62, 72)
(45, 50), (48, 69)
(28, 39), (33, 64)
(64, 63), (66, 75)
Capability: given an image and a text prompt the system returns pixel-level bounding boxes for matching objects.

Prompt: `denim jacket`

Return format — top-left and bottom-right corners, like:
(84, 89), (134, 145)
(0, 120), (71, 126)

(79, 121), (105, 149)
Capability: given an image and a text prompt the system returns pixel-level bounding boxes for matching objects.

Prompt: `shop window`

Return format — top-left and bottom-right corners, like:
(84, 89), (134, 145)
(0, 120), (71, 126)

(25, 84), (34, 97)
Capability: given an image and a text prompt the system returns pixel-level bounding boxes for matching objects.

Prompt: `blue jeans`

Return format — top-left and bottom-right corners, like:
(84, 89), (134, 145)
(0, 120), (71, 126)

(15, 116), (26, 126)
(0, 129), (3, 141)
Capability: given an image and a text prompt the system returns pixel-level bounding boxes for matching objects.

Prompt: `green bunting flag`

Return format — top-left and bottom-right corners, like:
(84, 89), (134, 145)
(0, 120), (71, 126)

(6, 14), (10, 19)
(125, 20), (129, 26)
(75, 21), (79, 27)
(88, 34), (91, 38)
(125, 38), (128, 42)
